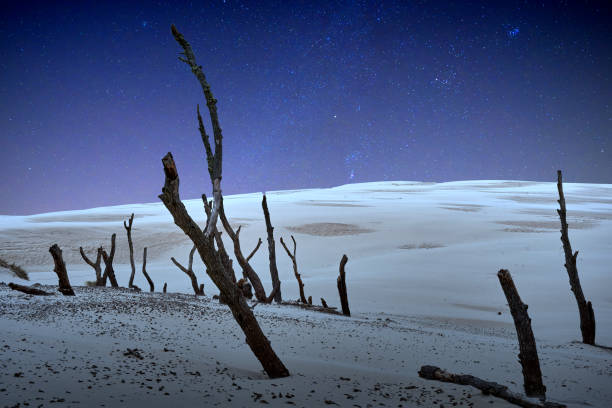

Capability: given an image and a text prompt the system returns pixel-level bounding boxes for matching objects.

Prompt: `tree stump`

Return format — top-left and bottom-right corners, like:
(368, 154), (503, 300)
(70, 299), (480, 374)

(49, 244), (75, 296)
(497, 269), (546, 398)
(337, 254), (350, 316)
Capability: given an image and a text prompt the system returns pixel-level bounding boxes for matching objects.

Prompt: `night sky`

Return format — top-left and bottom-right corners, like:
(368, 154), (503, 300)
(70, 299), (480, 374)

(1, 1), (611, 215)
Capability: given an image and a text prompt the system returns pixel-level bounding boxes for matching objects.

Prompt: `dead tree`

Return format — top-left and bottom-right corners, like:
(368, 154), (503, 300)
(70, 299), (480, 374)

(124, 213), (138, 289)
(218, 204), (269, 301)
(163, 282), (167, 293)
(171, 245), (204, 295)
(262, 194), (282, 302)
(280, 235), (306, 303)
(497, 269), (546, 398)
(337, 254), (350, 316)
(418, 366), (566, 408)
(556, 170), (595, 345)
(79, 246), (104, 286)
(308, 295), (312, 305)
(321, 298), (329, 308)
(142, 247), (154, 292)
(49, 244), (75, 296)
(158, 25), (289, 378)
(101, 233), (119, 287)
(8, 282), (52, 296)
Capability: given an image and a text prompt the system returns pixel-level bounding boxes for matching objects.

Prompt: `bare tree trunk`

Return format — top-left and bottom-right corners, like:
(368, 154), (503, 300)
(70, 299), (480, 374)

(337, 254), (350, 316)
(418, 366), (565, 408)
(8, 283), (52, 296)
(142, 247), (154, 292)
(497, 269), (546, 398)
(308, 295), (312, 305)
(166, 25), (289, 378)
(79, 246), (104, 286)
(556, 170), (595, 345)
(321, 298), (329, 308)
(101, 234), (118, 287)
(218, 205), (268, 302)
(124, 213), (137, 289)
(49, 244), (75, 296)
(280, 235), (306, 303)
(163, 282), (167, 293)
(262, 194), (282, 302)
(202, 194), (237, 284)
(171, 245), (204, 295)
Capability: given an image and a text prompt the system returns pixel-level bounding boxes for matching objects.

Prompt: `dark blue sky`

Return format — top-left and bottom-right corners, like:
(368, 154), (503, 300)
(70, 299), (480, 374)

(1, 0), (610, 215)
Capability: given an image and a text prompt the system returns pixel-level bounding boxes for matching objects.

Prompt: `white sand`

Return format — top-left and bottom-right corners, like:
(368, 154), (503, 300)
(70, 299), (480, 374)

(1, 180), (611, 407)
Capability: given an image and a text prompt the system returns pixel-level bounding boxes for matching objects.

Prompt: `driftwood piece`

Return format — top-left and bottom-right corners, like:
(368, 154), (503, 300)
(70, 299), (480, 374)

(8, 282), (52, 296)
(171, 245), (204, 295)
(0, 258), (28, 280)
(556, 170), (595, 345)
(498, 269), (546, 398)
(320, 298), (329, 308)
(337, 254), (350, 316)
(280, 235), (307, 303)
(124, 213), (137, 289)
(49, 244), (75, 296)
(418, 366), (565, 408)
(262, 194), (281, 302)
(280, 300), (340, 315)
(142, 247), (154, 292)
(159, 25), (289, 379)
(79, 246), (104, 286)
(101, 234), (118, 287)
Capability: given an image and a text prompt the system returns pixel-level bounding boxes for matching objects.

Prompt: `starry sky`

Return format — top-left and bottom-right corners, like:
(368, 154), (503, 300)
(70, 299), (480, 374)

(1, 0), (611, 215)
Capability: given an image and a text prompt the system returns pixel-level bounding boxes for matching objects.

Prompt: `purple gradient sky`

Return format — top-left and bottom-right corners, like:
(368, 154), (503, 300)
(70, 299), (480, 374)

(1, 0), (610, 215)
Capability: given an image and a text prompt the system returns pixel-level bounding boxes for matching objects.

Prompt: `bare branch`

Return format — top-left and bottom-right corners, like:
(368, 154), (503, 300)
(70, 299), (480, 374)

(142, 247), (154, 292)
(280, 235), (306, 303)
(246, 238), (263, 262)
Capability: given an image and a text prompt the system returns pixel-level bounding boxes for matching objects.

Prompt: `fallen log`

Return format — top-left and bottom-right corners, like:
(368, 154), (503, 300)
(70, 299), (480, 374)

(8, 282), (52, 296)
(418, 365), (565, 408)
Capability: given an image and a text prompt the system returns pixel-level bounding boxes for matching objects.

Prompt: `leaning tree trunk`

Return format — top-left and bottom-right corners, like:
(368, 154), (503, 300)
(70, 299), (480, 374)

(337, 254), (350, 316)
(124, 213), (137, 289)
(160, 25), (289, 379)
(556, 170), (595, 345)
(142, 247), (155, 292)
(79, 246), (104, 286)
(171, 245), (204, 295)
(8, 282), (52, 296)
(497, 269), (546, 398)
(101, 233), (118, 287)
(280, 235), (307, 303)
(49, 244), (75, 296)
(262, 194), (281, 302)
